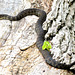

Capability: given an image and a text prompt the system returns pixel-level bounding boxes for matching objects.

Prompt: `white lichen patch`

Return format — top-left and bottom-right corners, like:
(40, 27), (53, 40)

(45, 0), (75, 65)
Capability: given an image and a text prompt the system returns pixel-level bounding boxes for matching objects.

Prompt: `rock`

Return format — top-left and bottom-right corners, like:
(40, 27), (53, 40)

(0, 0), (74, 75)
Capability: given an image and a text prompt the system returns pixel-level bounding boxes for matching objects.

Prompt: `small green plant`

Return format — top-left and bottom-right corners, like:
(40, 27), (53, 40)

(42, 41), (52, 51)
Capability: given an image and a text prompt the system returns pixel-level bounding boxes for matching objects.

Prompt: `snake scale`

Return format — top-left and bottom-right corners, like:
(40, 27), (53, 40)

(0, 8), (75, 74)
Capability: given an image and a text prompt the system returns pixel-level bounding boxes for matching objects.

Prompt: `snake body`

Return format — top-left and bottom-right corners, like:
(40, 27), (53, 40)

(0, 8), (75, 73)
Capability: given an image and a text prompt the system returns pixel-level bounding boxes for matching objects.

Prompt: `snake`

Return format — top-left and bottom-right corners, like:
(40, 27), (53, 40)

(0, 8), (75, 74)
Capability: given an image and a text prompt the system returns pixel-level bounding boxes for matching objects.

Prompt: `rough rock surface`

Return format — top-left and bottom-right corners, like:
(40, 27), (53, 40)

(45, 0), (75, 65)
(0, 0), (74, 75)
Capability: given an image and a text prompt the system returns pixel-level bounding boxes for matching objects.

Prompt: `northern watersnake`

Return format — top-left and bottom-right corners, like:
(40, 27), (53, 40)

(0, 8), (75, 74)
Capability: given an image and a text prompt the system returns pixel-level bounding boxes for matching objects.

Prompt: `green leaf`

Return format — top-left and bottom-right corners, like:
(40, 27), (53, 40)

(42, 41), (52, 51)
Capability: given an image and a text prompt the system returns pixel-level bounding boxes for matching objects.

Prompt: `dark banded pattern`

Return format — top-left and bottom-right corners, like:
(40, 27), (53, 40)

(0, 8), (75, 74)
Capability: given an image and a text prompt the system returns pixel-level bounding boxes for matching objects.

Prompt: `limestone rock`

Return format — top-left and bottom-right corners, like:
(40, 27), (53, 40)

(0, 0), (74, 75)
